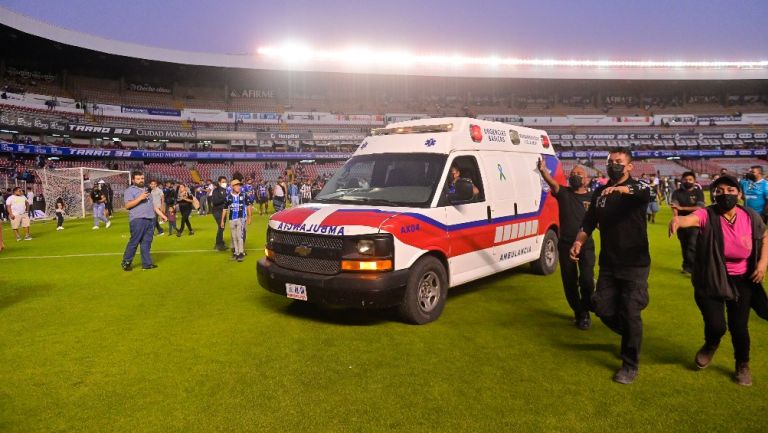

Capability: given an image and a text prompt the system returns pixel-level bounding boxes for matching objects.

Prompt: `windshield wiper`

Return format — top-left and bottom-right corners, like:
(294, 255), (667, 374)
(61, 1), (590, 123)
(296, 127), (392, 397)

(340, 197), (402, 206)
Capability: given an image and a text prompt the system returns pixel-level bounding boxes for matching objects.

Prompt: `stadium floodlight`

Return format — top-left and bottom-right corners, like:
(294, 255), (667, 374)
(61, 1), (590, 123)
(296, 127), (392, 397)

(257, 44), (768, 70)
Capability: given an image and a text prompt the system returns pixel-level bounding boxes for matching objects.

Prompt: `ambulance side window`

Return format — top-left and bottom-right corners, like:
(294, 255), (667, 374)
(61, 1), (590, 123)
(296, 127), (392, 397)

(442, 156), (485, 204)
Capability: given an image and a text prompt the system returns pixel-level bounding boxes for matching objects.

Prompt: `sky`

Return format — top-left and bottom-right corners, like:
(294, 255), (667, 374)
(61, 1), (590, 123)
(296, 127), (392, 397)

(2, 0), (767, 60)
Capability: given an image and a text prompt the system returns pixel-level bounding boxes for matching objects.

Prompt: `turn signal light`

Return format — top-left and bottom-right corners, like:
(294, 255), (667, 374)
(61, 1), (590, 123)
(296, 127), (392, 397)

(265, 247), (275, 260)
(341, 260), (393, 272)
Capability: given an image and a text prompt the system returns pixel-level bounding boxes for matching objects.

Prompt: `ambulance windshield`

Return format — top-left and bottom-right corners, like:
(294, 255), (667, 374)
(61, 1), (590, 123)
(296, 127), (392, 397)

(315, 153), (448, 207)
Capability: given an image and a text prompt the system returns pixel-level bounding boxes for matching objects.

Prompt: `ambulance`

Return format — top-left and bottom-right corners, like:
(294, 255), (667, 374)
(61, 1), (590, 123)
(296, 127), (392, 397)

(257, 117), (563, 324)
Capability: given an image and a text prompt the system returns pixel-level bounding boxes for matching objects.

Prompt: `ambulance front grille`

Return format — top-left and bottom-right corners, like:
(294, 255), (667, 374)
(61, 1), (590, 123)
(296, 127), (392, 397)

(270, 229), (343, 275)
(273, 253), (341, 275)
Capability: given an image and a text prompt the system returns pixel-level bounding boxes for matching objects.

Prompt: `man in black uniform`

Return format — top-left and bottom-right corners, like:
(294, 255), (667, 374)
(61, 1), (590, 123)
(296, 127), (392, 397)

(210, 176), (229, 251)
(671, 171), (705, 274)
(570, 148), (651, 384)
(538, 159), (595, 330)
(103, 181), (114, 216)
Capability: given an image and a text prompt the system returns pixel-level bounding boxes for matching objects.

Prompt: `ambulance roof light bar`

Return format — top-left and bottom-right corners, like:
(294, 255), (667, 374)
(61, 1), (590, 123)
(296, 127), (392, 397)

(372, 123), (454, 136)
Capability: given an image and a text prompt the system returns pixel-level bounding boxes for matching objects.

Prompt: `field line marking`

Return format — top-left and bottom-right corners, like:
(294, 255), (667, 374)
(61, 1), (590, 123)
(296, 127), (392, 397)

(0, 248), (261, 260)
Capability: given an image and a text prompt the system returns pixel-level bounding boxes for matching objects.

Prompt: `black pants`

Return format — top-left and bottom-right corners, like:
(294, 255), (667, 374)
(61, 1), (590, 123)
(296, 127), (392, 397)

(178, 206), (193, 234)
(154, 216), (164, 234)
(677, 227), (698, 273)
(558, 240), (595, 317)
(592, 266), (650, 369)
(56, 213), (64, 227)
(695, 276), (753, 363)
(212, 209), (225, 247)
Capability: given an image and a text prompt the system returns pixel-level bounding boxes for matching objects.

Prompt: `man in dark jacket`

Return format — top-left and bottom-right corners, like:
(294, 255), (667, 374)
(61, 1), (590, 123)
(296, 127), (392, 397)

(211, 176), (229, 251)
(570, 148), (651, 385)
(538, 159), (595, 329)
(671, 171), (706, 274)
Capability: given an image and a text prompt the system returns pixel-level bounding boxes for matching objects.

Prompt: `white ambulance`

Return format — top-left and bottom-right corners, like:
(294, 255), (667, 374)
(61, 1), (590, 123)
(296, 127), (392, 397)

(257, 117), (563, 324)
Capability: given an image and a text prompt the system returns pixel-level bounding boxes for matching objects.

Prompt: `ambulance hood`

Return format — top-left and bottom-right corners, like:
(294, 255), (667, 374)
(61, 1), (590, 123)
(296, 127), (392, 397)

(269, 203), (403, 236)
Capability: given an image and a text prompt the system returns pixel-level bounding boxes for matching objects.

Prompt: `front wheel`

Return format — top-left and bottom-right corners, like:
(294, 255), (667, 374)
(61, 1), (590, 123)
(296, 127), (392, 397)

(531, 229), (558, 275)
(398, 256), (448, 325)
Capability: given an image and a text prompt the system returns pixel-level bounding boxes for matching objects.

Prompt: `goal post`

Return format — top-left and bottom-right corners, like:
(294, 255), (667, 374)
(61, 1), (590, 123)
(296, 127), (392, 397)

(41, 168), (131, 218)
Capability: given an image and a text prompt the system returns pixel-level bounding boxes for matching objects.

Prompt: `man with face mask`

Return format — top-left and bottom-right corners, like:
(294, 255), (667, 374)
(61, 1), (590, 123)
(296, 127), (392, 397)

(671, 172), (706, 274)
(669, 175), (768, 386)
(538, 159), (595, 330)
(210, 176), (229, 251)
(570, 148), (651, 384)
(740, 166), (768, 223)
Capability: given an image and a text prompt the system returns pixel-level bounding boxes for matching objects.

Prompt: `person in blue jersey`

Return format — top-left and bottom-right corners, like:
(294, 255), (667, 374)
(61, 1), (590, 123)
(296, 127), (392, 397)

(256, 179), (269, 215)
(243, 177), (256, 204)
(220, 179), (252, 262)
(740, 166), (768, 223)
(288, 181), (300, 207)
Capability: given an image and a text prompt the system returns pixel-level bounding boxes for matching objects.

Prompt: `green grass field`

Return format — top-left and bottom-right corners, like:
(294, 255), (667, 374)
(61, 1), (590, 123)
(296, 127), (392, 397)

(0, 205), (766, 432)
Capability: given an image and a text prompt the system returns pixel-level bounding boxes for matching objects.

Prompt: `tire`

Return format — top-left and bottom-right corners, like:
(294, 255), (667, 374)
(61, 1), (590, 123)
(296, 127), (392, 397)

(531, 229), (558, 275)
(398, 256), (448, 325)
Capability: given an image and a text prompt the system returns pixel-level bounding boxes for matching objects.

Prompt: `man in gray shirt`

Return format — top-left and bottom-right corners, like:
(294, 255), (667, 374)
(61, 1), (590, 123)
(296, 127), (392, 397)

(149, 180), (166, 236)
(122, 172), (166, 271)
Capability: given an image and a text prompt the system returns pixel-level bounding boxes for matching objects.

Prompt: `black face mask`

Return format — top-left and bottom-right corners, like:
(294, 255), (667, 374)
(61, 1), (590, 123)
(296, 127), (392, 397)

(746, 173), (757, 182)
(607, 163), (625, 181)
(682, 181), (694, 190)
(714, 193), (738, 212)
(568, 174), (583, 189)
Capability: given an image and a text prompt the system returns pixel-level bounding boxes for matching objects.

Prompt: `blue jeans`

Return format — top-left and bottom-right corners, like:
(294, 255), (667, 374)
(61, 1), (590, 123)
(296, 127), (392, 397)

(122, 218), (155, 268)
(93, 203), (109, 226)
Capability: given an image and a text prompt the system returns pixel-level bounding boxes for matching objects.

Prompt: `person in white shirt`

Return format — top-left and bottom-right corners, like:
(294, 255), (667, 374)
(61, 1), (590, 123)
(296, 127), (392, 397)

(6, 187), (32, 241)
(300, 180), (312, 204)
(26, 187), (35, 218)
(272, 176), (286, 212)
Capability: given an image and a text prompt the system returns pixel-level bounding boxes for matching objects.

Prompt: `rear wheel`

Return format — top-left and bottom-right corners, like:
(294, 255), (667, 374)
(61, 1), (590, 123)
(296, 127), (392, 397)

(531, 229), (558, 275)
(398, 256), (448, 325)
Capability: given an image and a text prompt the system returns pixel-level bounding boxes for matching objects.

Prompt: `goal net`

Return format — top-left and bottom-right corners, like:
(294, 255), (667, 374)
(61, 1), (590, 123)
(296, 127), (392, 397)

(41, 168), (131, 218)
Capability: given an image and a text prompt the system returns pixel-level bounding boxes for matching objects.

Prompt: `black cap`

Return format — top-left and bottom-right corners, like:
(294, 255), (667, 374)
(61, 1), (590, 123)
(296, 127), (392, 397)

(710, 175), (741, 192)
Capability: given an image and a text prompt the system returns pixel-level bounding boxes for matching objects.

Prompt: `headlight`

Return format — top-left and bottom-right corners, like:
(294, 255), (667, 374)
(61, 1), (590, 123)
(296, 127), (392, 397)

(341, 235), (394, 264)
(357, 239), (375, 255)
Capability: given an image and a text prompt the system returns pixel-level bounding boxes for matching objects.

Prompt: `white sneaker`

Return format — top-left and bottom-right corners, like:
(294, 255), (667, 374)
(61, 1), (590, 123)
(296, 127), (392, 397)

(92, 226), (99, 230)
(24, 236), (32, 241)
(57, 226), (64, 231)
(106, 221), (112, 228)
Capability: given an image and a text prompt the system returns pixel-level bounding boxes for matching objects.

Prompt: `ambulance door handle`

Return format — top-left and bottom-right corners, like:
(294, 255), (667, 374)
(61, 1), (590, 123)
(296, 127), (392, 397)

(487, 206), (492, 223)
(514, 203), (518, 215)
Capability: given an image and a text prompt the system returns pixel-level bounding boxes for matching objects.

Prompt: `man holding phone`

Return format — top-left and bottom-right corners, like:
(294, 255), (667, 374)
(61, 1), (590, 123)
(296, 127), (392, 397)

(121, 171), (167, 271)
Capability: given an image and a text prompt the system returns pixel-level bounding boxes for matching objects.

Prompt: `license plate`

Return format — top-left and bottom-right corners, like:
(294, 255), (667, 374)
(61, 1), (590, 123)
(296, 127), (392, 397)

(285, 283), (308, 301)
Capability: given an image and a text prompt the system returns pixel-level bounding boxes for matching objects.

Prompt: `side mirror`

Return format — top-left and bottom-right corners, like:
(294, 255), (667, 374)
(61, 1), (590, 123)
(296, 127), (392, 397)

(448, 178), (474, 204)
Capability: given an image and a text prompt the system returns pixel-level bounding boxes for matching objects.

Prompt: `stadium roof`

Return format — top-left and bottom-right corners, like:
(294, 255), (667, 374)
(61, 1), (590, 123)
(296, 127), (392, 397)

(2, 6), (767, 80)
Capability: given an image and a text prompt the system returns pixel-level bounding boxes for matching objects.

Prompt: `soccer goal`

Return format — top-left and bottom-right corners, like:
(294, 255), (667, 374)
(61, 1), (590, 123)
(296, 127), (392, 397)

(41, 168), (131, 218)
